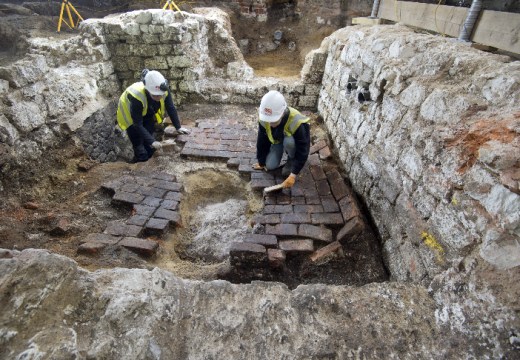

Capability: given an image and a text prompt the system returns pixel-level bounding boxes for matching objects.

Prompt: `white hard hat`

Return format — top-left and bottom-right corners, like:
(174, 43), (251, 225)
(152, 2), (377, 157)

(143, 70), (167, 96)
(258, 90), (287, 123)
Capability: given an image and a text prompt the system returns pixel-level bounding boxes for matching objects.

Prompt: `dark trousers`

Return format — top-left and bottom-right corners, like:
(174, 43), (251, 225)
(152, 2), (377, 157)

(126, 121), (156, 162)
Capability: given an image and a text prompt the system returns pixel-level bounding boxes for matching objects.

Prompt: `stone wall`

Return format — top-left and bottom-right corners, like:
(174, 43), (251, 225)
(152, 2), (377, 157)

(317, 25), (520, 282)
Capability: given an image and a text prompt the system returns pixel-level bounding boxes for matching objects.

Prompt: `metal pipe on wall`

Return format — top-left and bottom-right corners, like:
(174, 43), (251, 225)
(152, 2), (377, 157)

(458, 0), (483, 42)
(370, 0), (382, 18)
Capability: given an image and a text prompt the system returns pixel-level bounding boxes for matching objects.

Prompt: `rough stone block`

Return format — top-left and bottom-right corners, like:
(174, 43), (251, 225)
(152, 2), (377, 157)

(310, 241), (342, 263)
(104, 221), (142, 237)
(244, 234), (278, 247)
(278, 239), (314, 252)
(268, 248), (286, 268)
(120, 237), (159, 257)
(298, 224), (333, 242)
(229, 242), (267, 268)
(311, 213), (344, 226)
(336, 216), (365, 244)
(112, 191), (145, 206)
(265, 223), (298, 237)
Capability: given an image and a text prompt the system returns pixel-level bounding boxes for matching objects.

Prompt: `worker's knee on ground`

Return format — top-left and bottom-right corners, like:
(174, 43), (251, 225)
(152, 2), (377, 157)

(265, 161), (279, 171)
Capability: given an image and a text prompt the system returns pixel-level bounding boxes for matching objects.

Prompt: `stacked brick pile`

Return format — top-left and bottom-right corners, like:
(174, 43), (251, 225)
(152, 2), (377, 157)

(78, 172), (183, 257)
(179, 119), (367, 270)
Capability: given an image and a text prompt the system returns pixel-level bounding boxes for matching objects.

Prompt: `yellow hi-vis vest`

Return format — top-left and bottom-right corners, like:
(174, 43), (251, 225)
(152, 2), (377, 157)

(259, 107), (310, 144)
(116, 82), (167, 130)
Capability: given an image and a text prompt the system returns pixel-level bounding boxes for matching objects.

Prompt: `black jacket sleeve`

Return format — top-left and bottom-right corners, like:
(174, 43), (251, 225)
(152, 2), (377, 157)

(256, 124), (271, 166)
(291, 122), (310, 175)
(128, 94), (156, 145)
(164, 91), (181, 129)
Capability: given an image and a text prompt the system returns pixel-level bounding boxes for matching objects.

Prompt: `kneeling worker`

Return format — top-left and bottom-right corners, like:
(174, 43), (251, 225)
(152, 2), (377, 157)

(253, 90), (311, 188)
(117, 69), (190, 163)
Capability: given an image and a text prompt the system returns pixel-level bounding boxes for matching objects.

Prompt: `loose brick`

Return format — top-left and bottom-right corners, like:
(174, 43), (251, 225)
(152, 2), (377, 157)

(265, 223), (298, 237)
(310, 241), (342, 262)
(319, 146), (332, 160)
(120, 237), (159, 257)
(307, 153), (321, 166)
(112, 191), (145, 206)
(330, 179), (349, 201)
(227, 157), (241, 169)
(81, 233), (121, 245)
(281, 213), (311, 224)
(309, 139), (327, 154)
(268, 248), (286, 268)
(229, 242), (267, 268)
(325, 168), (343, 183)
(336, 216), (365, 244)
(144, 218), (170, 236)
(244, 234), (278, 247)
(78, 242), (106, 255)
(278, 239), (314, 252)
(298, 224), (333, 242)
(338, 197), (360, 222)
(311, 213), (344, 227)
(127, 215), (149, 227)
(104, 221), (142, 237)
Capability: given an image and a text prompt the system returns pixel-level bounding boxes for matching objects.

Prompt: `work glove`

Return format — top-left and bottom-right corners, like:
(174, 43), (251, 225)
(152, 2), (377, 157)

(281, 174), (296, 188)
(177, 127), (191, 135)
(252, 163), (267, 171)
(151, 141), (162, 150)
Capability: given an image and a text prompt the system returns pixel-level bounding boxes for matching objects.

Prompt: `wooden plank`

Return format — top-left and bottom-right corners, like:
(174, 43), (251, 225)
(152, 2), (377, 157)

(377, 1), (520, 55)
(472, 10), (520, 55)
(378, 0), (467, 37)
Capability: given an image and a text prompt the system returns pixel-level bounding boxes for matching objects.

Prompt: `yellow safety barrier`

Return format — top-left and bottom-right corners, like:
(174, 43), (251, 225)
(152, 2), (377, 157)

(163, 0), (183, 12)
(57, 0), (84, 32)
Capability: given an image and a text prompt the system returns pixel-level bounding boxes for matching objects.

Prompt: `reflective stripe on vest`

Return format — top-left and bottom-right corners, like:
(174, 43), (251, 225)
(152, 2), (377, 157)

(116, 82), (167, 130)
(259, 107), (310, 144)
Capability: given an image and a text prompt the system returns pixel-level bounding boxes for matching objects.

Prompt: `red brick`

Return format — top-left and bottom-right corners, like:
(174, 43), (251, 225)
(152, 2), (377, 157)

(104, 221), (142, 237)
(133, 204), (156, 217)
(309, 139), (327, 154)
(278, 239), (314, 252)
(126, 215), (149, 227)
(325, 168), (343, 183)
(336, 216), (365, 244)
(112, 191), (145, 206)
(309, 165), (327, 181)
(265, 223), (298, 237)
(120, 237), (159, 257)
(244, 234), (278, 247)
(251, 179), (276, 190)
(338, 197), (360, 222)
(78, 242), (106, 255)
(311, 213), (344, 227)
(227, 157), (240, 169)
(251, 214), (280, 225)
(316, 179), (331, 196)
(298, 224), (333, 242)
(305, 195), (321, 205)
(330, 179), (349, 201)
(321, 196), (339, 212)
(251, 171), (275, 180)
(291, 197), (306, 205)
(276, 194), (292, 205)
(144, 218), (170, 236)
(141, 196), (162, 208)
(154, 208), (181, 226)
(281, 213), (311, 224)
(310, 241), (342, 262)
(229, 242), (267, 268)
(268, 248), (286, 268)
(263, 205), (293, 214)
(308, 154), (321, 166)
(319, 146), (332, 160)
(293, 204), (324, 213)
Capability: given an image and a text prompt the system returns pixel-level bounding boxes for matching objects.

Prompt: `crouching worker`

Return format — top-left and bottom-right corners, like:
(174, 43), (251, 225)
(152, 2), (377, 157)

(116, 69), (190, 163)
(253, 90), (310, 188)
